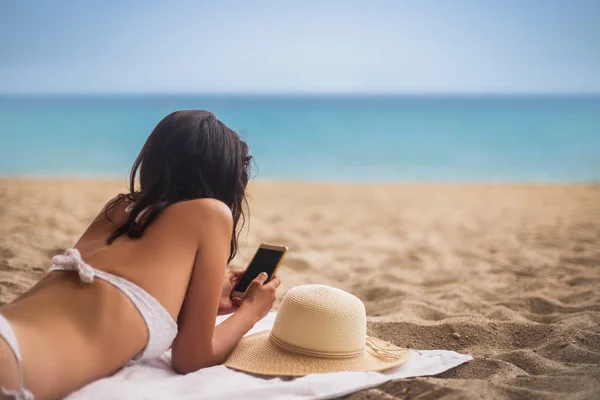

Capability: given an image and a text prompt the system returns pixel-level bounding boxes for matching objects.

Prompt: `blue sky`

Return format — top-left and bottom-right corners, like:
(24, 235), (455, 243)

(1, 0), (599, 94)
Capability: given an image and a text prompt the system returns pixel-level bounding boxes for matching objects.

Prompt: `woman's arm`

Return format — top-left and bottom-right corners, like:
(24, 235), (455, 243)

(170, 199), (277, 374)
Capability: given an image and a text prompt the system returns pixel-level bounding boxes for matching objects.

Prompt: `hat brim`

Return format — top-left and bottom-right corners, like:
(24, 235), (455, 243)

(224, 330), (411, 376)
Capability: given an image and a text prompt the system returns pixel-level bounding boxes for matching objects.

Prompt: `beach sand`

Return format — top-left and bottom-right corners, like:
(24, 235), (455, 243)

(1, 179), (599, 399)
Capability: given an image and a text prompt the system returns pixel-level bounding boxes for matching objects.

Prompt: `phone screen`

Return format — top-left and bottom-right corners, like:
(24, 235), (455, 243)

(232, 247), (285, 294)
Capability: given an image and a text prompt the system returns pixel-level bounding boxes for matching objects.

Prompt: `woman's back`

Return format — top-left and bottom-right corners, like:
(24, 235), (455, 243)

(0, 198), (220, 398)
(72, 199), (203, 319)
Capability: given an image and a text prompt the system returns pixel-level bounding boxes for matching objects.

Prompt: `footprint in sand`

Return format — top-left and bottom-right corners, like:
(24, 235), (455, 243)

(284, 256), (311, 272)
(0, 247), (16, 260)
(560, 256), (600, 267)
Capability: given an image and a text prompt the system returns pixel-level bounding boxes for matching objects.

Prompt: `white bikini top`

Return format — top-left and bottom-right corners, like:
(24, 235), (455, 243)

(49, 248), (178, 360)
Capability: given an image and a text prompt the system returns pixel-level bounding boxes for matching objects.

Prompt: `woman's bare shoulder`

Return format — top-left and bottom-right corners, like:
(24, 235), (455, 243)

(90, 196), (233, 238)
(162, 198), (233, 233)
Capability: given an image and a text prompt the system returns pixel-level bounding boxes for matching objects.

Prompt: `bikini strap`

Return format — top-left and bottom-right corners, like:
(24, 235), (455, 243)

(0, 315), (35, 400)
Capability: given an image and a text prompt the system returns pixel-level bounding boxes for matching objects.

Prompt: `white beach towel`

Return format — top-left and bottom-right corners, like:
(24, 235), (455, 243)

(66, 312), (472, 400)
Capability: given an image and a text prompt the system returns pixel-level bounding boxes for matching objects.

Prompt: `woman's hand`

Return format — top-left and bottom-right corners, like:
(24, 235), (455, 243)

(217, 269), (245, 315)
(239, 273), (281, 321)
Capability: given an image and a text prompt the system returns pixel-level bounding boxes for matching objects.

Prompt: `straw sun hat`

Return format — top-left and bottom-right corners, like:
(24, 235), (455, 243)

(225, 285), (411, 376)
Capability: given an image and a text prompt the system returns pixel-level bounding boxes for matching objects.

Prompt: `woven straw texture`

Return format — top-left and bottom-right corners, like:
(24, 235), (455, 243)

(225, 285), (411, 376)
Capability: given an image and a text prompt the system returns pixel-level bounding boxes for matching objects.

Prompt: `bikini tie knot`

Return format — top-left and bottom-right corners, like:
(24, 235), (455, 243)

(52, 248), (95, 283)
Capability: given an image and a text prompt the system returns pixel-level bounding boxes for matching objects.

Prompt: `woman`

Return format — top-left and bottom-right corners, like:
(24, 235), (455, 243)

(0, 110), (280, 400)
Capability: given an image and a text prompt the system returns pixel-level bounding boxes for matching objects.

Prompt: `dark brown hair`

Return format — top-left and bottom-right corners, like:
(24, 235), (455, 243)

(105, 110), (252, 263)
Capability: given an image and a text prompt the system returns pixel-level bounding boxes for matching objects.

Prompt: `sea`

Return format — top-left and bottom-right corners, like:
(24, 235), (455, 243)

(0, 94), (599, 182)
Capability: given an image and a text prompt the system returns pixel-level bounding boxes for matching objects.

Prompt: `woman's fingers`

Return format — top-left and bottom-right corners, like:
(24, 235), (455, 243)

(226, 269), (245, 281)
(267, 276), (281, 289)
(230, 269), (245, 279)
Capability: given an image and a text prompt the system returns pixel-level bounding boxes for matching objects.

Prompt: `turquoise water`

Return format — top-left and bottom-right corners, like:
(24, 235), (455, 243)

(0, 95), (599, 182)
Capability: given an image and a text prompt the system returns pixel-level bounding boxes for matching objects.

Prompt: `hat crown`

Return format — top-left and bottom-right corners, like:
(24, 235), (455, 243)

(271, 285), (367, 356)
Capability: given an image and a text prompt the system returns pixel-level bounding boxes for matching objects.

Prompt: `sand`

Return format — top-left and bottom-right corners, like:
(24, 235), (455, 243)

(1, 179), (599, 399)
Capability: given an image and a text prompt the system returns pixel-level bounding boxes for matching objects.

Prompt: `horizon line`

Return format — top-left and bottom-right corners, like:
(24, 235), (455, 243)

(1, 91), (600, 97)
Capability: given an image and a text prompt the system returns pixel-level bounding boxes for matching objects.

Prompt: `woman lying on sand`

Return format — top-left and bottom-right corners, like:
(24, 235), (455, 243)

(0, 110), (280, 400)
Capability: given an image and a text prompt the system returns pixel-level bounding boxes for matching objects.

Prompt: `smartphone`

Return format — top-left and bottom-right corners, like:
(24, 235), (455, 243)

(230, 244), (288, 298)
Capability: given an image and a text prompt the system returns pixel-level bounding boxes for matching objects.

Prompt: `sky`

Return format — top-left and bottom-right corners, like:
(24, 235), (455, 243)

(0, 0), (599, 94)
